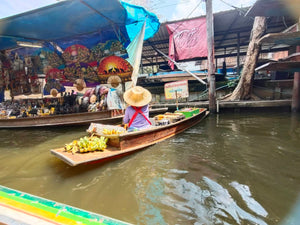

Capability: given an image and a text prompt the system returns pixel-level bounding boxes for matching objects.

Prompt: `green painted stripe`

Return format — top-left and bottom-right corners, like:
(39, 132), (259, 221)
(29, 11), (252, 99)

(0, 185), (131, 225)
(0, 190), (106, 224)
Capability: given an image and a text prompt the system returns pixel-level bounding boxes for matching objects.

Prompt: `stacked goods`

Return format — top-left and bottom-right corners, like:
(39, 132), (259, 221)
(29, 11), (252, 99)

(164, 112), (185, 123)
(154, 112), (185, 125)
(87, 123), (126, 137)
(154, 114), (165, 121)
(64, 135), (108, 154)
(87, 123), (126, 148)
(102, 128), (125, 135)
(175, 108), (200, 118)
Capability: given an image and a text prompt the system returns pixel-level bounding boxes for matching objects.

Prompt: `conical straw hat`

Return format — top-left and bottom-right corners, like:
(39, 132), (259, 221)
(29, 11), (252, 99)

(123, 86), (152, 107)
(50, 88), (58, 97)
(107, 75), (121, 88)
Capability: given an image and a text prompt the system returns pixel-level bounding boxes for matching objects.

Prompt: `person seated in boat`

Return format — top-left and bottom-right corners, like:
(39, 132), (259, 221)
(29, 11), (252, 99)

(123, 86), (152, 132)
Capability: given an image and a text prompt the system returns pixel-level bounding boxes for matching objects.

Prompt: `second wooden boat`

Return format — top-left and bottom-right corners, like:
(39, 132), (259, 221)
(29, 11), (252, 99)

(50, 108), (209, 166)
(0, 107), (168, 128)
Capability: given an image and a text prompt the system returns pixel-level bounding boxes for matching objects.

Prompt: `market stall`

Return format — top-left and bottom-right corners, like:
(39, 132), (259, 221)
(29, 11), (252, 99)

(0, 0), (160, 119)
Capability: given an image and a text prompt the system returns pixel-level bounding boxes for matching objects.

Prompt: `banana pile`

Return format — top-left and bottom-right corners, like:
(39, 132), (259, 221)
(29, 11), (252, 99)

(102, 128), (124, 135)
(64, 135), (108, 154)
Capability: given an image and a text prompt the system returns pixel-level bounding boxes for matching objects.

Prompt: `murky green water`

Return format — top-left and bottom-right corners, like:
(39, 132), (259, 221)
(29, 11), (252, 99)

(0, 111), (299, 225)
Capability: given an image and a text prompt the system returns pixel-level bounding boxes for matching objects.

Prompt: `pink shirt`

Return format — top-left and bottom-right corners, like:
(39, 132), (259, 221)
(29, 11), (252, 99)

(123, 105), (150, 129)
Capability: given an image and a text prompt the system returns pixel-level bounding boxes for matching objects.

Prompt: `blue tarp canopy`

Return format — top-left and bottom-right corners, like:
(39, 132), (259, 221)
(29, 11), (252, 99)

(0, 0), (160, 51)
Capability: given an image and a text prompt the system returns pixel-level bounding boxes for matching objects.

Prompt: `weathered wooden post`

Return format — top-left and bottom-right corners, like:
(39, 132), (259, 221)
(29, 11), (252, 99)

(206, 0), (216, 113)
(291, 18), (300, 112)
(237, 32), (240, 76)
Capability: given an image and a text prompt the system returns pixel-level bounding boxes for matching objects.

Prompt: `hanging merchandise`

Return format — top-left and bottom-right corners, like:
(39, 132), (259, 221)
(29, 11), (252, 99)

(12, 53), (24, 71)
(46, 68), (65, 83)
(43, 78), (65, 95)
(50, 88), (58, 97)
(0, 67), (4, 89)
(62, 44), (93, 65)
(97, 55), (133, 83)
(25, 49), (64, 74)
(4, 89), (11, 101)
(0, 88), (4, 103)
(73, 78), (86, 91)
(91, 40), (128, 61)
(42, 50), (63, 69)
(30, 75), (41, 94)
(64, 62), (98, 84)
(10, 71), (32, 96)
(3, 69), (10, 90)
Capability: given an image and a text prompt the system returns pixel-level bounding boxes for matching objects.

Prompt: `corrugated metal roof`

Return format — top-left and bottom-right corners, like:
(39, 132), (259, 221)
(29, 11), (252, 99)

(142, 7), (297, 70)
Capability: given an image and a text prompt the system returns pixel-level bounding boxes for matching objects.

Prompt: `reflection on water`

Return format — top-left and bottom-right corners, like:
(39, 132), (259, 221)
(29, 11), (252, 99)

(0, 112), (299, 224)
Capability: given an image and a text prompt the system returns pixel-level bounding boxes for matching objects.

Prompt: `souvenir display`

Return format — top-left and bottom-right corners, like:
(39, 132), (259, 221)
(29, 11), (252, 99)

(64, 62), (98, 83)
(12, 53), (24, 71)
(62, 44), (93, 65)
(0, 68), (4, 89)
(91, 40), (128, 61)
(30, 75), (41, 94)
(43, 79), (65, 95)
(98, 55), (133, 83)
(0, 38), (129, 98)
(46, 68), (65, 82)
(10, 71), (31, 96)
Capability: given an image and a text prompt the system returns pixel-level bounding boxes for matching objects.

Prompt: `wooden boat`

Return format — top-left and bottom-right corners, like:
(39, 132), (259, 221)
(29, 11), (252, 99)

(50, 108), (209, 166)
(0, 107), (168, 128)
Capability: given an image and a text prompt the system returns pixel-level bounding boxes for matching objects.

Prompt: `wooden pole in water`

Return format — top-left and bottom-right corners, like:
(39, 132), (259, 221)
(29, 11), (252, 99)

(291, 18), (300, 112)
(175, 90), (179, 111)
(237, 32), (240, 76)
(206, 0), (216, 113)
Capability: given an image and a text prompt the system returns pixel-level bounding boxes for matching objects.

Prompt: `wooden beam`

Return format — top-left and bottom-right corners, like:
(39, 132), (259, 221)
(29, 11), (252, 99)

(291, 19), (300, 112)
(237, 32), (241, 75)
(258, 31), (300, 46)
(206, 0), (216, 113)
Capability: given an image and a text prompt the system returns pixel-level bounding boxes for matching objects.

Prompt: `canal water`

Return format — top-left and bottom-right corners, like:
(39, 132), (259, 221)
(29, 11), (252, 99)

(0, 111), (299, 225)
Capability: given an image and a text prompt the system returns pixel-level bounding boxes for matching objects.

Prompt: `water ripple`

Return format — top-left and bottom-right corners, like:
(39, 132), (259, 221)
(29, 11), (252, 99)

(161, 176), (268, 225)
(230, 181), (268, 217)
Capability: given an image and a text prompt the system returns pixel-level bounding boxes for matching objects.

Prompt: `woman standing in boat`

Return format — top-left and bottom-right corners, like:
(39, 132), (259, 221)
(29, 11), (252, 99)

(123, 86), (152, 132)
(106, 75), (125, 117)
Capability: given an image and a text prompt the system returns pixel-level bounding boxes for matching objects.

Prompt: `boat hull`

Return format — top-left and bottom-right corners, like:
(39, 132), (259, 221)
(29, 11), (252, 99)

(0, 107), (168, 128)
(50, 108), (209, 166)
(0, 185), (131, 224)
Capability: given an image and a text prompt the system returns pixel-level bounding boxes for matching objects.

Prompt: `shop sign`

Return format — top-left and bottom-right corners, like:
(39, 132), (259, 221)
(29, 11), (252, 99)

(164, 80), (189, 100)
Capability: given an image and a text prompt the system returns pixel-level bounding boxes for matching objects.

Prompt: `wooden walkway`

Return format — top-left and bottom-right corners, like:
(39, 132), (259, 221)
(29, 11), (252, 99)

(153, 99), (292, 112)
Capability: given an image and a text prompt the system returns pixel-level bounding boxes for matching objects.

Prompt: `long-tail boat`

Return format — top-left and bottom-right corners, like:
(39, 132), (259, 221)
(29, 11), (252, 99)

(0, 107), (168, 128)
(50, 108), (209, 166)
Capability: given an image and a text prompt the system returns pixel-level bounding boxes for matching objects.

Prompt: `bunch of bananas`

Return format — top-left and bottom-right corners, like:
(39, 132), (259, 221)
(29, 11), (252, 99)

(102, 128), (124, 135)
(64, 135), (108, 154)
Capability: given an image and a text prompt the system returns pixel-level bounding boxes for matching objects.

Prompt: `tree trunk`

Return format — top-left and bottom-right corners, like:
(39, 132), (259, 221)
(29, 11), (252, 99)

(227, 16), (266, 101)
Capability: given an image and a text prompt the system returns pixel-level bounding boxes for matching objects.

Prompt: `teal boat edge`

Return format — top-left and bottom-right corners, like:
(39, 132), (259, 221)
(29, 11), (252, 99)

(0, 185), (132, 225)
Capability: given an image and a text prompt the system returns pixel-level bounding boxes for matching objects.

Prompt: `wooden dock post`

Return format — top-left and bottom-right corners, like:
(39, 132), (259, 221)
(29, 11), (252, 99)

(206, 0), (216, 113)
(291, 19), (300, 112)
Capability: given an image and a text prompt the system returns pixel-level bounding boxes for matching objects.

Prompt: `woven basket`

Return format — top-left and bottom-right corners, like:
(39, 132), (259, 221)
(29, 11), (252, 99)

(87, 123), (126, 138)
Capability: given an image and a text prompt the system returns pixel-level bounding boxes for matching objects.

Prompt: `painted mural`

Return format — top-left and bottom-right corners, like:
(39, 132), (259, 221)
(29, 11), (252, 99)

(0, 40), (132, 96)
